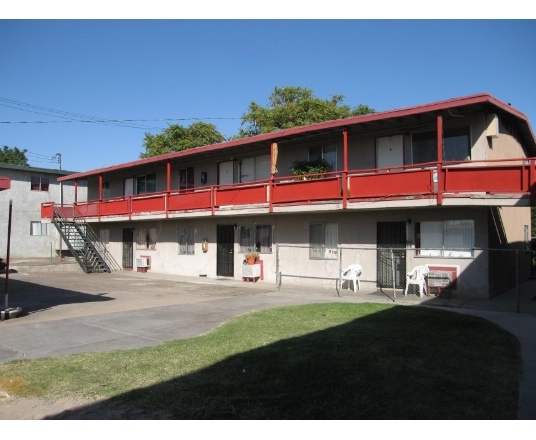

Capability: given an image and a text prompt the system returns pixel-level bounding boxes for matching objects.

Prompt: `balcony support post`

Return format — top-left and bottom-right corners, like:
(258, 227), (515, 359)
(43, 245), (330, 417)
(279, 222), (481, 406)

(531, 159), (536, 206)
(343, 129), (348, 209)
(436, 112), (444, 205)
(211, 187), (215, 215)
(270, 142), (277, 213)
(166, 161), (171, 218)
(98, 174), (103, 221)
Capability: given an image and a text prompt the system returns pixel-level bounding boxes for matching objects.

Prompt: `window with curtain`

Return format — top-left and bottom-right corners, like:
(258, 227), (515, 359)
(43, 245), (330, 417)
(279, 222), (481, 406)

(30, 221), (48, 236)
(309, 145), (337, 171)
(102, 181), (110, 199)
(136, 173), (157, 194)
(137, 227), (157, 250)
(416, 220), (474, 257)
(100, 229), (110, 250)
(179, 168), (194, 191)
(239, 225), (272, 253)
(178, 226), (195, 255)
(30, 176), (49, 191)
(309, 222), (338, 259)
(411, 126), (471, 164)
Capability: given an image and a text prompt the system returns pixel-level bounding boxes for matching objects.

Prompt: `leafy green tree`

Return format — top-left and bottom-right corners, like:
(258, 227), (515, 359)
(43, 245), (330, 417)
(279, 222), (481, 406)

(0, 146), (29, 166)
(238, 86), (375, 137)
(141, 122), (226, 158)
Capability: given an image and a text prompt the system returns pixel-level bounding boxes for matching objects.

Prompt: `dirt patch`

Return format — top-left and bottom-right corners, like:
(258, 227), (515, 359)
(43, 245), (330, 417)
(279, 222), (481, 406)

(0, 395), (172, 420)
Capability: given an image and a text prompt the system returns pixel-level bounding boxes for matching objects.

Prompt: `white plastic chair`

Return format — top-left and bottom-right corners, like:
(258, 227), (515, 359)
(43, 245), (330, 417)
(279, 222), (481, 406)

(404, 266), (429, 297)
(340, 264), (363, 292)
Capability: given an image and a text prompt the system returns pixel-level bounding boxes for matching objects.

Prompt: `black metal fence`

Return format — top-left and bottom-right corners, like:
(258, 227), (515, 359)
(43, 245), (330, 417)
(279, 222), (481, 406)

(275, 244), (536, 315)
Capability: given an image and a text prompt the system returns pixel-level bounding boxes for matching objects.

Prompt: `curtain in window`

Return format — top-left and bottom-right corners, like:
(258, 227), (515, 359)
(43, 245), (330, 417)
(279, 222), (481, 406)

(137, 228), (147, 249)
(31, 222), (47, 235)
(322, 146), (337, 171)
(420, 221), (443, 256)
(178, 227), (194, 255)
(256, 225), (272, 253)
(309, 223), (338, 259)
(325, 223), (338, 249)
(239, 226), (253, 253)
(443, 220), (474, 257)
(31, 177), (40, 191)
(100, 229), (110, 249)
(148, 228), (157, 250)
(324, 223), (338, 259)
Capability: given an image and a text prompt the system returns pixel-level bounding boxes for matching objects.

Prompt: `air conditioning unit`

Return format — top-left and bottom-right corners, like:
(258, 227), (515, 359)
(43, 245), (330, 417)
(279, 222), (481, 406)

(136, 257), (149, 268)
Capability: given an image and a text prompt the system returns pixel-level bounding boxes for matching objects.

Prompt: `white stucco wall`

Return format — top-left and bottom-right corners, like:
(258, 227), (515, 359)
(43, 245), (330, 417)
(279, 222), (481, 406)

(0, 165), (87, 259)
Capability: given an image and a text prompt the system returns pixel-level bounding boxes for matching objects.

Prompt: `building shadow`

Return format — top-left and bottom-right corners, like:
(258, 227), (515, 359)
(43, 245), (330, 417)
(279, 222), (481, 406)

(44, 305), (520, 420)
(0, 276), (114, 317)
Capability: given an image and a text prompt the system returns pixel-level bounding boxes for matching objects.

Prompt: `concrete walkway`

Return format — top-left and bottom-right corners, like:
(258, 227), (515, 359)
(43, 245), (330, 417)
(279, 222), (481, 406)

(0, 268), (535, 419)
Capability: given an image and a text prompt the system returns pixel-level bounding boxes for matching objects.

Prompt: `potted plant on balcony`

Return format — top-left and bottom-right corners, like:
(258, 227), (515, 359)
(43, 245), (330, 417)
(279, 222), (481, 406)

(244, 252), (259, 265)
(291, 159), (330, 181)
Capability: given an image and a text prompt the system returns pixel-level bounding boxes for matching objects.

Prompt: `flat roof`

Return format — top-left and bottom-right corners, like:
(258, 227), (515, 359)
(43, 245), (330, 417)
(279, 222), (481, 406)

(57, 92), (536, 182)
(0, 163), (79, 176)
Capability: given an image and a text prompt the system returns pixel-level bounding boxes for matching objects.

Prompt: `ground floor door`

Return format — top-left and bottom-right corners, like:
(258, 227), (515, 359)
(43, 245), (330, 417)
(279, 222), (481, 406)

(377, 221), (406, 289)
(217, 224), (234, 277)
(122, 228), (134, 269)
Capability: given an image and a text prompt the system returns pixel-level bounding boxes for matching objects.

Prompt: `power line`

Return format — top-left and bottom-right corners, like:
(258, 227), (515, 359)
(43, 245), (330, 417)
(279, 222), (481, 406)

(0, 97), (241, 130)
(0, 98), (159, 130)
(0, 117), (241, 124)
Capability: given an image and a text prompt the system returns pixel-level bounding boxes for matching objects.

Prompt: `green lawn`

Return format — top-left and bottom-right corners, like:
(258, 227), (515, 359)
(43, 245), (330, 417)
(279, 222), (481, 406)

(0, 303), (521, 419)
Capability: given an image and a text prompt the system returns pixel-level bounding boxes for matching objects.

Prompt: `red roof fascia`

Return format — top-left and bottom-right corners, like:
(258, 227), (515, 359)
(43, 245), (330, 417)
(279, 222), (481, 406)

(58, 93), (534, 182)
(0, 176), (11, 191)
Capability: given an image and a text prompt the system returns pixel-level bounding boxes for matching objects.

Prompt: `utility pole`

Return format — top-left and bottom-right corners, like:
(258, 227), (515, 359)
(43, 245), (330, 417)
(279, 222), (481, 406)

(54, 153), (62, 170)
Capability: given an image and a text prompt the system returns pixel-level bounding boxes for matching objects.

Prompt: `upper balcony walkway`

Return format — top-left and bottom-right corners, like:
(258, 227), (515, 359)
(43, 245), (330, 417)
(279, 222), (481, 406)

(42, 158), (536, 222)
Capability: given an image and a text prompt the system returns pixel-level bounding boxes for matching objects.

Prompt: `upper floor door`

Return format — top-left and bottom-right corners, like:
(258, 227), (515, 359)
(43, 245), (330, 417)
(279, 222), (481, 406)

(218, 160), (234, 186)
(240, 155), (271, 183)
(376, 134), (404, 170)
(124, 177), (134, 196)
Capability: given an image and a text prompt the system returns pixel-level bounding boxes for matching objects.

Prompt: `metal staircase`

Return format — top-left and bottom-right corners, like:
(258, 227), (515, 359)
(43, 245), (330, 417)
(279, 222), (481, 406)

(52, 207), (121, 274)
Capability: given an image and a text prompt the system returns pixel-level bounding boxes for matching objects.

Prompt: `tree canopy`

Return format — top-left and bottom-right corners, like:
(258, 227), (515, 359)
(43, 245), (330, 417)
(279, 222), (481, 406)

(140, 86), (374, 158)
(140, 121), (226, 158)
(0, 146), (29, 166)
(237, 86), (375, 137)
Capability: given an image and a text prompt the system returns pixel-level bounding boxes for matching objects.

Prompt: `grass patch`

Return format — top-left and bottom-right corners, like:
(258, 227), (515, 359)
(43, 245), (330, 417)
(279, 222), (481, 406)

(0, 303), (521, 419)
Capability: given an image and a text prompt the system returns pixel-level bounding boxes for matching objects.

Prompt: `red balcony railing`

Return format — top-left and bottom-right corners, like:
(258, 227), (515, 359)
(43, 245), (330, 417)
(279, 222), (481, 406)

(41, 158), (536, 221)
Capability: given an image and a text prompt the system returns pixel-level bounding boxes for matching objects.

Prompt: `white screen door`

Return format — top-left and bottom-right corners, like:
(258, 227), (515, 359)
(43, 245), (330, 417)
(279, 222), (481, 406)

(124, 177), (134, 196)
(219, 161), (234, 185)
(376, 135), (404, 170)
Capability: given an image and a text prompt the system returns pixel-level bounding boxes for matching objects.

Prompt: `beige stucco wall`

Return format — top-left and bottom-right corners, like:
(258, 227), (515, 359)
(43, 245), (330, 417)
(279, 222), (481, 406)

(91, 204), (514, 299)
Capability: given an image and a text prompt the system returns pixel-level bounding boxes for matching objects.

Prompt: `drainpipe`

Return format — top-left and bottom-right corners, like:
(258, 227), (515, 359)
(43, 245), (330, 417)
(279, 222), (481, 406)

(436, 112), (444, 205)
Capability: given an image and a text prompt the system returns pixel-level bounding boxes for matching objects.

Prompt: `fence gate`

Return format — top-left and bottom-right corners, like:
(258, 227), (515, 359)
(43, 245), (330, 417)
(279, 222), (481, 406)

(377, 222), (406, 290)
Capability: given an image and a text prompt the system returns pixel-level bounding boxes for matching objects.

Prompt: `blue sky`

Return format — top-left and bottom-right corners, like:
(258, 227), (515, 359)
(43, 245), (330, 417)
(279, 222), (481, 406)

(1, 17), (535, 172)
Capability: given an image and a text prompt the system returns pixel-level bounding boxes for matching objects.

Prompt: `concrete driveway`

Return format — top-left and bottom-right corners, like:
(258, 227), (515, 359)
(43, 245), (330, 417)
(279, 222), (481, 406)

(1, 269), (535, 419)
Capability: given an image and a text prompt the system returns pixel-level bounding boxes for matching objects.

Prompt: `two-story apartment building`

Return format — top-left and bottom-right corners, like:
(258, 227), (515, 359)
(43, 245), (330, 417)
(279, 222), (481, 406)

(41, 93), (536, 299)
(0, 163), (86, 259)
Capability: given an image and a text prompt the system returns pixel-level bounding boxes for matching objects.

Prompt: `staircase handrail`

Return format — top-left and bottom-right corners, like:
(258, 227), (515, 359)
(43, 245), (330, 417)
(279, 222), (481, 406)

(53, 206), (122, 272)
(73, 217), (122, 272)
